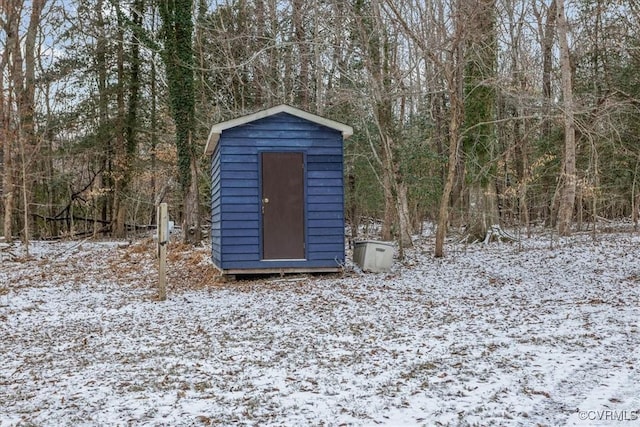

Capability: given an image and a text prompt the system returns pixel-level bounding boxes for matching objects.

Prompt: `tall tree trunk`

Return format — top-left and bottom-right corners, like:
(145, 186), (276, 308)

(126, 0), (143, 168)
(113, 3), (127, 237)
(150, 5), (159, 225)
(541, 1), (556, 108)
(94, 0), (111, 229)
(159, 0), (201, 244)
(184, 151), (201, 243)
(462, 0), (498, 240)
(112, 0), (144, 237)
(434, 0), (465, 257)
(268, 0), (280, 102)
(2, 0), (45, 246)
(556, 0), (576, 236)
(360, 0), (413, 248)
(292, 0), (309, 109)
(395, 176), (412, 249)
(380, 138), (396, 241)
(435, 47), (464, 258)
(378, 128), (412, 247)
(1, 71), (13, 242)
(507, 0), (530, 235)
(534, 0), (557, 225)
(312, 0), (323, 114)
(1, 23), (12, 241)
(21, 0), (45, 248)
(514, 109), (530, 236)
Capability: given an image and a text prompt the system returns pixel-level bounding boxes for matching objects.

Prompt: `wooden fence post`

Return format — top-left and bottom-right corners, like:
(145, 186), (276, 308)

(157, 203), (168, 301)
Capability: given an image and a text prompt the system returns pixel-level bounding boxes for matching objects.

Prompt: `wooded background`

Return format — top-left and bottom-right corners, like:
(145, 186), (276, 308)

(1, 0), (639, 255)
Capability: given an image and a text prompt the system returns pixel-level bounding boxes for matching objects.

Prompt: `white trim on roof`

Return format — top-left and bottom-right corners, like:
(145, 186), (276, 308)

(204, 104), (353, 155)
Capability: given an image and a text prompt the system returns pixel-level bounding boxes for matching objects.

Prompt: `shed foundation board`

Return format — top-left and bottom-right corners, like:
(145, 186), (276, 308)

(222, 267), (342, 276)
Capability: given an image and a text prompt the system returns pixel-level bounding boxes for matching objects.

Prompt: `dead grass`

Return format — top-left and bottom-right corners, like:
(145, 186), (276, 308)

(114, 239), (224, 291)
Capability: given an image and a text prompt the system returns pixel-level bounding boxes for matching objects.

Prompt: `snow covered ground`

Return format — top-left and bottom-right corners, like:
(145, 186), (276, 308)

(1, 230), (639, 426)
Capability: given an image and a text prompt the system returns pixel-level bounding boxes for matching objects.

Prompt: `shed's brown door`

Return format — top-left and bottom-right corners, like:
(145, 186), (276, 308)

(261, 152), (305, 259)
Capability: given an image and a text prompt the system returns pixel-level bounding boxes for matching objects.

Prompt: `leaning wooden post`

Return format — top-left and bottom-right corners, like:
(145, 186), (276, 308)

(157, 203), (168, 301)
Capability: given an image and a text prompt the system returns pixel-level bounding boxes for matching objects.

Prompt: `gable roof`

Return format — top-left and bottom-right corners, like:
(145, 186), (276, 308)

(204, 104), (353, 155)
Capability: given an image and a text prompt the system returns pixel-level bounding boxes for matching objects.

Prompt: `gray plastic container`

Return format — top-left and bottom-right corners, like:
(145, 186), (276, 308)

(353, 240), (394, 272)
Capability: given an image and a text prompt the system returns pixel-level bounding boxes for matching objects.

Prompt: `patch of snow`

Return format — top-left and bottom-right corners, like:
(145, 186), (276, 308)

(1, 234), (639, 426)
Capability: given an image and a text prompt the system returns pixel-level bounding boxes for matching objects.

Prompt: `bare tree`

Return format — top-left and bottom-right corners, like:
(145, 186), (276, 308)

(434, 0), (466, 257)
(502, 0), (532, 236)
(380, 0), (467, 256)
(292, 0), (310, 109)
(1, 6), (10, 241)
(1, 0), (46, 251)
(555, 0), (576, 236)
(351, 0), (413, 248)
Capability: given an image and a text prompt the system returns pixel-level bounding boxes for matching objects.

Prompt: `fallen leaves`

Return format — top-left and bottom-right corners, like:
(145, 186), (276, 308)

(1, 233), (640, 426)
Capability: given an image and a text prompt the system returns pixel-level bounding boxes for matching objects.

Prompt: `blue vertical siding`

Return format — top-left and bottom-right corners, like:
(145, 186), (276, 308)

(210, 144), (222, 267)
(211, 112), (345, 271)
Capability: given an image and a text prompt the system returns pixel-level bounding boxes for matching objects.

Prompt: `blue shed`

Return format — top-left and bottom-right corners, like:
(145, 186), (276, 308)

(204, 105), (353, 275)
